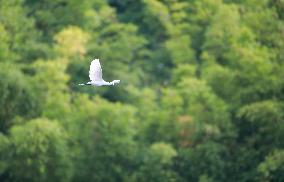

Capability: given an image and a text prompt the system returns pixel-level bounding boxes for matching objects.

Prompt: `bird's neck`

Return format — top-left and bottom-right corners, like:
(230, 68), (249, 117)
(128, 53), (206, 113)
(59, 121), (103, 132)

(111, 80), (120, 85)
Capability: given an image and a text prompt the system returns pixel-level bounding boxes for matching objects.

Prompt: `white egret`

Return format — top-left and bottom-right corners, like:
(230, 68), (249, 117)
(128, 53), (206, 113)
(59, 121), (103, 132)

(78, 59), (120, 86)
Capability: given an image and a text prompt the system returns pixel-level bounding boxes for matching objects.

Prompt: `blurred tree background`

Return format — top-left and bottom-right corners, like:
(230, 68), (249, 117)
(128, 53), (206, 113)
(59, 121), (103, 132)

(0, 0), (284, 181)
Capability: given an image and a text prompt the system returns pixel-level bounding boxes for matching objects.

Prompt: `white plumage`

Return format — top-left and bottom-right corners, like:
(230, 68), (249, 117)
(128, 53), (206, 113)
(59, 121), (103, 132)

(79, 59), (120, 86)
(89, 59), (103, 82)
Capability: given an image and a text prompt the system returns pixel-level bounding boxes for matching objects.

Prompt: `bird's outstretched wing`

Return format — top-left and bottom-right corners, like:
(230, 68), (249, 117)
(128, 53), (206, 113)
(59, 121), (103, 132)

(89, 59), (103, 82)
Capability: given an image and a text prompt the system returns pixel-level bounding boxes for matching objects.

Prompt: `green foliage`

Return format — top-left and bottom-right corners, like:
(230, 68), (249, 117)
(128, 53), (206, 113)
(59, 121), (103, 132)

(1, 0), (284, 181)
(71, 96), (138, 182)
(177, 142), (229, 181)
(54, 26), (89, 58)
(176, 77), (235, 141)
(0, 0), (44, 62)
(0, 63), (39, 133)
(202, 65), (236, 104)
(165, 35), (195, 65)
(23, 0), (93, 39)
(30, 59), (71, 120)
(203, 3), (242, 64)
(0, 133), (9, 175)
(0, 24), (11, 61)
(142, 0), (170, 40)
(150, 142), (177, 164)
(7, 118), (72, 182)
(172, 64), (197, 83)
(133, 142), (180, 182)
(257, 150), (284, 181)
(237, 100), (284, 148)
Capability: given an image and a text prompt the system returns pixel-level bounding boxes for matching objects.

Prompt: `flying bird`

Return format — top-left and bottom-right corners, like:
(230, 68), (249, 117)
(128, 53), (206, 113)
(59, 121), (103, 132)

(78, 59), (120, 86)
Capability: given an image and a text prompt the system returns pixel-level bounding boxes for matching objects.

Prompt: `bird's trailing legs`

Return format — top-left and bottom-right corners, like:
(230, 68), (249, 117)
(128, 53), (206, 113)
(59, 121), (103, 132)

(78, 82), (92, 86)
(78, 80), (120, 86)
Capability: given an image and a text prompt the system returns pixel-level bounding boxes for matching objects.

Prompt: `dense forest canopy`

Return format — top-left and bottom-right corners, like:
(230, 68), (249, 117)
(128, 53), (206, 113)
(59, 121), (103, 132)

(0, 0), (284, 181)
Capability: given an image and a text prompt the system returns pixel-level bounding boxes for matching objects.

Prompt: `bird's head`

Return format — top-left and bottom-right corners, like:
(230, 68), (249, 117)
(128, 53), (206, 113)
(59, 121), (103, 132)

(112, 80), (120, 85)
